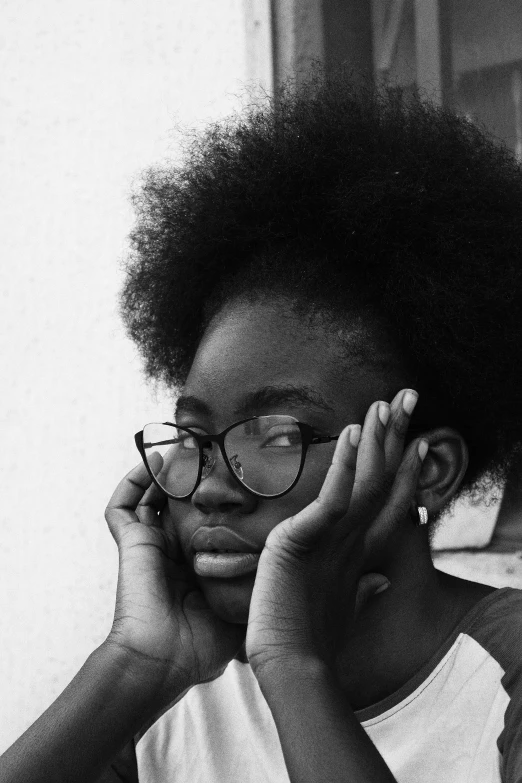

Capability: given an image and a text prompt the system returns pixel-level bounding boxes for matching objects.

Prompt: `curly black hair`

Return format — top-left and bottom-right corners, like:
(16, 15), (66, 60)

(120, 69), (522, 499)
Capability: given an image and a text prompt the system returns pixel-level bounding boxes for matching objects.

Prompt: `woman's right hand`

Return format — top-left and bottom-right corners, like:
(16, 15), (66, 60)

(103, 457), (246, 703)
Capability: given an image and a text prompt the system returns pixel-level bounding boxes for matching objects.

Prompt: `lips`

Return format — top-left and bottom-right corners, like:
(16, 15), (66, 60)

(190, 526), (261, 555)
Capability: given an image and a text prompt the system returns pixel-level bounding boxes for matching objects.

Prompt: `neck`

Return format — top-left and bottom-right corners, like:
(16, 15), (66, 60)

(335, 531), (493, 710)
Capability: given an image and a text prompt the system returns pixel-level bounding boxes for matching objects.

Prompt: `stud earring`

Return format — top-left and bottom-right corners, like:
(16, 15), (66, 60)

(417, 506), (428, 526)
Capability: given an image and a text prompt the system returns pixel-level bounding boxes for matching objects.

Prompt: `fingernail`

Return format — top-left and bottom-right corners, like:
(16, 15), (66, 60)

(349, 425), (361, 448)
(374, 579), (391, 595)
(378, 402), (390, 426)
(418, 439), (429, 461)
(402, 390), (418, 416)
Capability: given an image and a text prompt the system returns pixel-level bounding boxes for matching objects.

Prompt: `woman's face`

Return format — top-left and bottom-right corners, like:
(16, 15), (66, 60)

(166, 297), (404, 624)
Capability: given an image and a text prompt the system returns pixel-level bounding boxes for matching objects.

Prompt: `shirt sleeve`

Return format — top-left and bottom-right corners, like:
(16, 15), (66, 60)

(497, 671), (522, 782)
(466, 588), (522, 783)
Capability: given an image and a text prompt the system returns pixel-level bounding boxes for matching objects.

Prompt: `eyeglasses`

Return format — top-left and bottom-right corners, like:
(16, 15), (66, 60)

(134, 415), (341, 500)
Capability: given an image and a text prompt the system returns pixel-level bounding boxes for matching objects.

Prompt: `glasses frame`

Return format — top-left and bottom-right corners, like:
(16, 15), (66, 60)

(134, 415), (340, 500)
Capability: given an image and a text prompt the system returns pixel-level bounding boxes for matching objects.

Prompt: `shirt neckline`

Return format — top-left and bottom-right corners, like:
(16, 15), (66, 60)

(354, 586), (511, 722)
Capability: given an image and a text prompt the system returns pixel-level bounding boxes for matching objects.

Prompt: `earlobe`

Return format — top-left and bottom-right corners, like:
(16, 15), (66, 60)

(415, 428), (469, 517)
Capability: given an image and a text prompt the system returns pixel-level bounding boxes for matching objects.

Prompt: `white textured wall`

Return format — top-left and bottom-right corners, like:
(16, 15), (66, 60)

(0, 0), (246, 751)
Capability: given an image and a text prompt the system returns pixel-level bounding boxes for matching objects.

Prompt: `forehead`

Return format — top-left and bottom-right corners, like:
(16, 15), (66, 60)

(183, 298), (402, 424)
(195, 299), (342, 379)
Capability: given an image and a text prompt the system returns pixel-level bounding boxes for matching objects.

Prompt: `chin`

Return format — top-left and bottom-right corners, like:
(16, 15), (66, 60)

(199, 577), (253, 624)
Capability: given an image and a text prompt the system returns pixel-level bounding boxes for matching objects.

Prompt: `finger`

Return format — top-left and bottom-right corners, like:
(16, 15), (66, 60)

(136, 480), (168, 528)
(105, 455), (162, 544)
(384, 389), (419, 476)
(351, 400), (390, 515)
(159, 504), (187, 565)
(371, 438), (429, 541)
(277, 424), (360, 549)
(354, 573), (390, 618)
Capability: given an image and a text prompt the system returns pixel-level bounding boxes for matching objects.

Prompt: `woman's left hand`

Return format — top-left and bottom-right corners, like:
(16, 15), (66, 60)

(245, 389), (428, 678)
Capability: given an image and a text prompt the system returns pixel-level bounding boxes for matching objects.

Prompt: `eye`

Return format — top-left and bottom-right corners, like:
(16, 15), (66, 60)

(262, 425), (301, 448)
(176, 426), (207, 450)
(179, 434), (198, 449)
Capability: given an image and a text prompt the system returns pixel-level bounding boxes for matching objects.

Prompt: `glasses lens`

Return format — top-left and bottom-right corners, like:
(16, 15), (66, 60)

(142, 423), (201, 497)
(224, 416), (303, 497)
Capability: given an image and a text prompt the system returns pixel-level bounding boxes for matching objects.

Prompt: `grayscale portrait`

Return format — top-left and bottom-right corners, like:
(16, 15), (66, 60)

(1, 2), (522, 781)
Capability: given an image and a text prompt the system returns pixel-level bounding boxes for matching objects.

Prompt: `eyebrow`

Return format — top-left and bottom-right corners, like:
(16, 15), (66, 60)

(174, 384), (334, 420)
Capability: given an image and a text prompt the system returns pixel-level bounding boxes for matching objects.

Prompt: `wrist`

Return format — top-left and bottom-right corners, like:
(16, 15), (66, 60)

(252, 652), (334, 694)
(97, 637), (187, 712)
(252, 653), (397, 783)
(0, 641), (189, 782)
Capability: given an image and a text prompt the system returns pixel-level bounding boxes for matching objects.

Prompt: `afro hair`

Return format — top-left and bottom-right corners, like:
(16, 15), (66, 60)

(120, 69), (522, 498)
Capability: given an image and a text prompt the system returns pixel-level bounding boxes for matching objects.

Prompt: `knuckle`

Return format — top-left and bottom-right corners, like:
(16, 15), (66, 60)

(396, 493), (413, 516)
(279, 533), (310, 560)
(390, 413), (408, 439)
(104, 506), (114, 524)
(316, 494), (346, 521)
(381, 470), (396, 493)
(266, 524), (308, 559)
(104, 507), (124, 538)
(363, 477), (386, 505)
(397, 448), (418, 477)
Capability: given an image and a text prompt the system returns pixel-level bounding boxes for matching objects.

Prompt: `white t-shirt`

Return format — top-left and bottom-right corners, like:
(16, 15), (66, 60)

(135, 587), (522, 782)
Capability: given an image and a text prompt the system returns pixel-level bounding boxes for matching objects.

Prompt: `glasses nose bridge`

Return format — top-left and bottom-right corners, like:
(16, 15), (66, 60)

(197, 429), (248, 493)
(198, 431), (232, 477)
(199, 430), (228, 455)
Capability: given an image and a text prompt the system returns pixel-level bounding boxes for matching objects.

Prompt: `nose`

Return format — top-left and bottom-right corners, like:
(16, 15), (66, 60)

(191, 444), (257, 514)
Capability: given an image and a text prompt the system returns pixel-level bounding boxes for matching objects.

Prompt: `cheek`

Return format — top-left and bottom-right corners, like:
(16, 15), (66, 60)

(256, 445), (335, 522)
(295, 443), (336, 500)
(164, 500), (194, 555)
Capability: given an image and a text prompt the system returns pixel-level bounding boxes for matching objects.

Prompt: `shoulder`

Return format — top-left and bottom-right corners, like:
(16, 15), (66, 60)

(464, 587), (522, 673)
(462, 588), (522, 781)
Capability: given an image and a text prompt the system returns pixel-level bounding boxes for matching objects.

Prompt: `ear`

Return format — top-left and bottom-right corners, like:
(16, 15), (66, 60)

(415, 427), (469, 517)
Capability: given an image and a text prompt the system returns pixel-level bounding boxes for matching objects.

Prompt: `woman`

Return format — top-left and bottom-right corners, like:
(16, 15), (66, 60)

(2, 72), (522, 782)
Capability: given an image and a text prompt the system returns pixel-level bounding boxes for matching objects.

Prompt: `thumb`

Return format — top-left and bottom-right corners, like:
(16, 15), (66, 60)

(354, 573), (390, 619)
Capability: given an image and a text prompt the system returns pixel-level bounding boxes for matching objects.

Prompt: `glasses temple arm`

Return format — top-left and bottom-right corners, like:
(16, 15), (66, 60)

(143, 439), (181, 448)
(310, 434), (340, 444)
